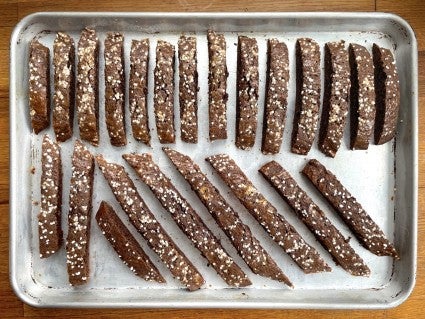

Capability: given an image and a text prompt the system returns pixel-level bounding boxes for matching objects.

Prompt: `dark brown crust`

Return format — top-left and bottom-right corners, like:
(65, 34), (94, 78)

(96, 201), (165, 282)
(235, 36), (259, 150)
(207, 30), (228, 140)
(76, 28), (99, 146)
(104, 32), (127, 147)
(53, 32), (75, 142)
(291, 38), (321, 155)
(302, 159), (399, 259)
(67, 140), (94, 285)
(123, 153), (251, 288)
(261, 39), (289, 155)
(96, 155), (204, 291)
(154, 40), (175, 144)
(373, 44), (400, 145)
(38, 135), (62, 258)
(129, 39), (150, 145)
(29, 39), (50, 134)
(259, 160), (370, 277)
(163, 147), (292, 286)
(319, 41), (350, 158)
(206, 154), (330, 275)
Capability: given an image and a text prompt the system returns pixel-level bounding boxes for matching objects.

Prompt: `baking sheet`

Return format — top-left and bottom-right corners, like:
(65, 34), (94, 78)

(9, 12), (418, 308)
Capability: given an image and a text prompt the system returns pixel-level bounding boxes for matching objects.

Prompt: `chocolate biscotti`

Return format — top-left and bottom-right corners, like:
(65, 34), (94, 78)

(104, 32), (127, 147)
(29, 39), (50, 134)
(124, 153), (251, 288)
(206, 154), (330, 274)
(259, 161), (370, 277)
(38, 135), (62, 258)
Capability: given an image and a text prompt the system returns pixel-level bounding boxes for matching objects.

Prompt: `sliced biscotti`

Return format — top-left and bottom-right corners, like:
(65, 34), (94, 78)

(291, 38), (321, 155)
(349, 43), (375, 150)
(319, 41), (351, 157)
(207, 30), (228, 141)
(53, 32), (75, 142)
(123, 153), (252, 288)
(163, 147), (291, 286)
(129, 39), (150, 145)
(76, 28), (99, 146)
(178, 36), (198, 143)
(261, 38), (289, 155)
(67, 140), (94, 285)
(373, 43), (400, 145)
(38, 135), (63, 258)
(206, 154), (330, 275)
(154, 40), (175, 144)
(96, 155), (204, 291)
(29, 39), (50, 134)
(96, 201), (165, 282)
(259, 161), (370, 277)
(235, 36), (259, 150)
(104, 32), (127, 147)
(302, 159), (399, 259)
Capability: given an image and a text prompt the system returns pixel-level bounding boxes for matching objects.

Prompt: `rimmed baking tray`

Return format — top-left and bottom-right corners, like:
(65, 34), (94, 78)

(9, 12), (418, 309)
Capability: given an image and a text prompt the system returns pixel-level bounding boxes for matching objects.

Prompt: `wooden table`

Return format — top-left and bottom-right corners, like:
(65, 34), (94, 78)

(1, 1), (423, 318)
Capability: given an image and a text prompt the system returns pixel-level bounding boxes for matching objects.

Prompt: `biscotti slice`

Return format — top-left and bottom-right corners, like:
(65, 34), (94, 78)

(291, 38), (321, 155)
(372, 43), (400, 145)
(104, 32), (127, 147)
(29, 39), (50, 134)
(178, 36), (198, 143)
(96, 201), (165, 282)
(206, 154), (330, 274)
(319, 41), (350, 157)
(349, 43), (375, 150)
(96, 155), (204, 291)
(129, 39), (150, 145)
(259, 161), (370, 277)
(154, 40), (175, 144)
(261, 39), (289, 155)
(235, 36), (259, 150)
(53, 32), (75, 142)
(38, 135), (62, 258)
(123, 153), (252, 288)
(302, 159), (399, 259)
(76, 28), (99, 146)
(163, 147), (291, 286)
(67, 140), (94, 285)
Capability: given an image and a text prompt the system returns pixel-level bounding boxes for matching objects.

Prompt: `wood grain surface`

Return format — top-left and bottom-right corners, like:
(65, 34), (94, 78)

(2, 0), (424, 318)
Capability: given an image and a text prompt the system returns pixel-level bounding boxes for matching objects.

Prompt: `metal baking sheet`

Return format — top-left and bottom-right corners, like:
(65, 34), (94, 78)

(9, 12), (418, 309)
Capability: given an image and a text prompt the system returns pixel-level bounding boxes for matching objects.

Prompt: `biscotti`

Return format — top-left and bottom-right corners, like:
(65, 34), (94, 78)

(129, 39), (150, 145)
(154, 40), (175, 144)
(178, 36), (198, 143)
(259, 161), (370, 277)
(163, 147), (292, 286)
(206, 154), (330, 274)
(104, 32), (127, 146)
(373, 43), (400, 145)
(291, 38), (321, 155)
(53, 32), (75, 142)
(96, 201), (165, 282)
(261, 39), (289, 155)
(207, 30), (228, 140)
(38, 135), (62, 258)
(124, 153), (251, 287)
(319, 41), (350, 157)
(76, 28), (99, 146)
(302, 159), (399, 259)
(29, 39), (50, 134)
(96, 155), (204, 291)
(67, 140), (94, 285)
(235, 36), (259, 150)
(349, 43), (375, 150)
